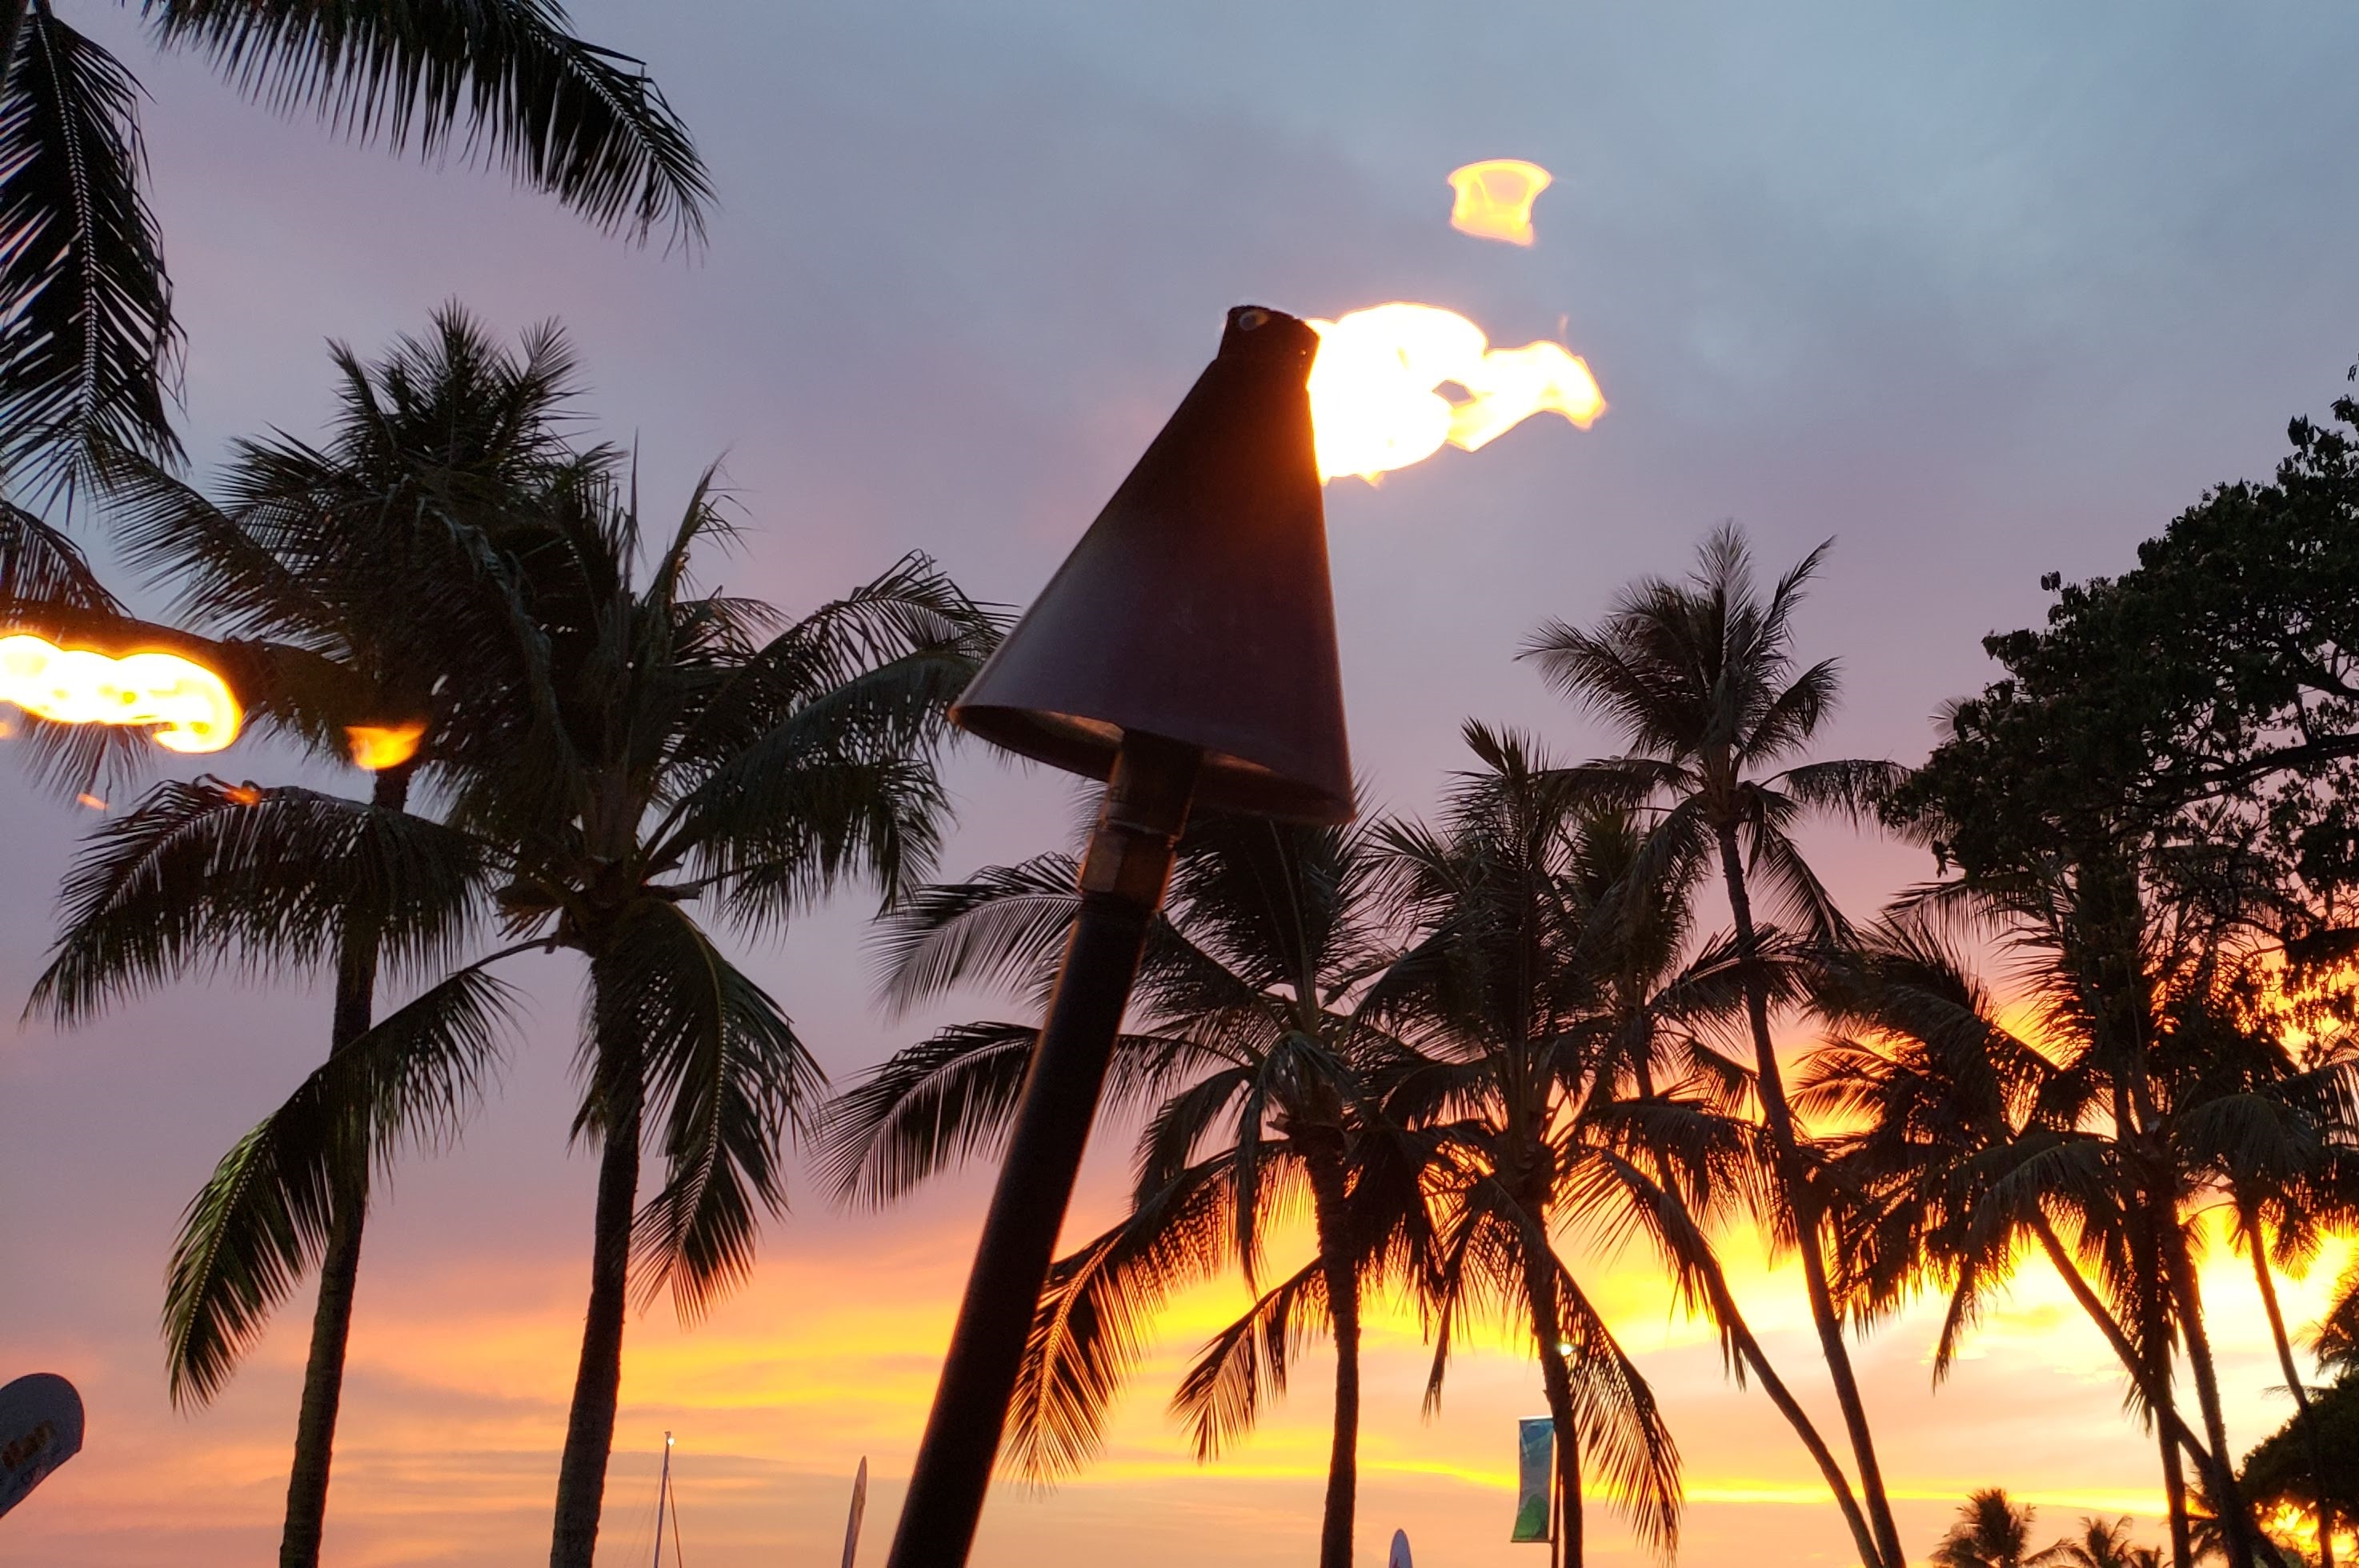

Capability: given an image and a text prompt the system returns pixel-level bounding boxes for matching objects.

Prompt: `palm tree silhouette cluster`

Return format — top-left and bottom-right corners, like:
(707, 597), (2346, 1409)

(823, 522), (2359, 1568)
(2, 313), (998, 1567)
(0, 43), (2354, 1552)
(1931, 1490), (2166, 1568)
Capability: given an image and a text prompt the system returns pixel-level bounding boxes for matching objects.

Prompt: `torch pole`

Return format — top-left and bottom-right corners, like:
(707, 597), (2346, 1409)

(883, 732), (1201, 1568)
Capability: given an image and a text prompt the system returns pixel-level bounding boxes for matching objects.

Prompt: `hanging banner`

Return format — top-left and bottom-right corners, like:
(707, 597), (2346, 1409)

(1388, 1527), (1414, 1568)
(1512, 1416), (1552, 1542)
(0, 1374), (85, 1519)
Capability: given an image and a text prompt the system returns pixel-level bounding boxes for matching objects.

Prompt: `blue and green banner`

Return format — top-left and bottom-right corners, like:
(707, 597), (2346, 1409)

(1511, 1416), (1553, 1542)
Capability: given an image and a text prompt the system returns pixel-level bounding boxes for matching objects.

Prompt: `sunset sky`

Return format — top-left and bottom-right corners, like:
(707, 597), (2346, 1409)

(7, 3), (2359, 1565)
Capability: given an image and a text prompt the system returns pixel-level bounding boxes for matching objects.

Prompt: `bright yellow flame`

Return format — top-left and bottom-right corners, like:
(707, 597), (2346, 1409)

(1306, 303), (1606, 482)
(1448, 158), (1553, 246)
(346, 721), (426, 771)
(0, 632), (241, 754)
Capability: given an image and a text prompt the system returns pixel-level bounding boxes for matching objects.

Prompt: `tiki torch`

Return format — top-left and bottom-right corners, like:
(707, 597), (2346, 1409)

(883, 305), (1353, 1567)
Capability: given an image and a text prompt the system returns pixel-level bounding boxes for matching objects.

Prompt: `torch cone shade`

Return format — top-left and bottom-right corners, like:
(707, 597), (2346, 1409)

(953, 305), (1353, 822)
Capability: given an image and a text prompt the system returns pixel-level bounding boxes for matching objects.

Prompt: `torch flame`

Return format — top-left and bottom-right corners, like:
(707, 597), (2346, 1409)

(346, 721), (426, 771)
(346, 722), (425, 771)
(1448, 159), (1553, 246)
(0, 633), (241, 753)
(1305, 303), (1606, 482)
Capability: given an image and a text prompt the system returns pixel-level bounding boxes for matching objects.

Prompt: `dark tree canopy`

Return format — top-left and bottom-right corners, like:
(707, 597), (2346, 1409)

(1890, 393), (2359, 968)
(2241, 1374), (2359, 1517)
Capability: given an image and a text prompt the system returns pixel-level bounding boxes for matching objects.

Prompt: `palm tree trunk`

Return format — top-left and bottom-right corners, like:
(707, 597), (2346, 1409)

(2168, 1226), (2257, 1568)
(550, 1072), (643, 1568)
(2161, 1420), (2194, 1568)
(279, 766), (408, 1568)
(2029, 1218), (2217, 1478)
(277, 962), (376, 1567)
(1520, 1231), (1584, 1567)
(2244, 1214), (2334, 1568)
(1713, 825), (1901, 1568)
(2109, 1083), (2199, 1568)
(2149, 1243), (2198, 1568)
(1308, 1162), (1360, 1568)
(1702, 1268), (1884, 1568)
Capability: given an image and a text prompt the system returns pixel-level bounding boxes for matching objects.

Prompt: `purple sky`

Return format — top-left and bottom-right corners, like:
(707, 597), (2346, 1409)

(6, 4), (2359, 1564)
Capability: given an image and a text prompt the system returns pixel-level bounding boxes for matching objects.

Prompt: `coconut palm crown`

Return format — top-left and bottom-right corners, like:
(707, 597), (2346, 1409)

(818, 806), (1425, 1568)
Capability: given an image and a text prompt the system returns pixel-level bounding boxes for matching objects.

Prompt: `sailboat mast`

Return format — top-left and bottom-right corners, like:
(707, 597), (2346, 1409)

(653, 1432), (674, 1568)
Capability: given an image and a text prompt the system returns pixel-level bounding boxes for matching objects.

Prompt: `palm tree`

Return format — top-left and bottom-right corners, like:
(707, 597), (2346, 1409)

(421, 474), (993, 1568)
(2321, 1259), (2359, 1376)
(0, 0), (709, 496)
(1802, 900), (2356, 1568)
(2050, 1516), (2167, 1568)
(1932, 1489), (2065, 1568)
(2209, 1042), (2359, 1568)
(1364, 726), (1696, 1566)
(30, 460), (990, 1567)
(1520, 523), (1909, 1568)
(2225, 1185), (2355, 1568)
(2189, 1481), (2312, 1567)
(2240, 1368), (2359, 1563)
(818, 808), (1423, 1568)
(21, 308), (586, 1566)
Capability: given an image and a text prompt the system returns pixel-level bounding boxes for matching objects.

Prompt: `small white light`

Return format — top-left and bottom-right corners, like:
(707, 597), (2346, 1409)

(1556, 1340), (1573, 1358)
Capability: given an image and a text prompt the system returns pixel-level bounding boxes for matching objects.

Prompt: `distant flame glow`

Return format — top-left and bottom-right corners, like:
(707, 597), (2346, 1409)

(1306, 303), (1606, 482)
(0, 633), (241, 753)
(346, 721), (426, 771)
(1448, 159), (1553, 246)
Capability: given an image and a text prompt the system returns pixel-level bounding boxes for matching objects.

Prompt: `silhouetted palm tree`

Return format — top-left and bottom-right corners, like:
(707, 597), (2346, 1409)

(31, 462), (988, 1568)
(1932, 1489), (2065, 1568)
(2049, 1515), (2166, 1568)
(1804, 902), (2353, 1568)
(0, 0), (708, 494)
(439, 478), (991, 1568)
(22, 308), (587, 1567)
(819, 810), (1423, 1568)
(1521, 524), (1908, 1568)
(2213, 1054), (2359, 1568)
(1364, 726), (1696, 1566)
(2321, 1262), (2359, 1377)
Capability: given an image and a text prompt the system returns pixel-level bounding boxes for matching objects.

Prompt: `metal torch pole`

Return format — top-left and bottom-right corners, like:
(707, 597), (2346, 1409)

(883, 732), (1201, 1568)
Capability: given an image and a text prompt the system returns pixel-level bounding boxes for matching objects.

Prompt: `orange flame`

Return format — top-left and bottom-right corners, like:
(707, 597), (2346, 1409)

(346, 721), (426, 771)
(1448, 159), (1553, 246)
(0, 632), (242, 754)
(1305, 303), (1606, 482)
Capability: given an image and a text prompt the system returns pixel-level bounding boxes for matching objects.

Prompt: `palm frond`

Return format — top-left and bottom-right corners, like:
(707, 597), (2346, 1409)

(144, 0), (711, 246)
(1003, 1157), (1236, 1483)
(0, 495), (118, 612)
(92, 444), (332, 642)
(599, 902), (821, 1319)
(867, 853), (1079, 1014)
(30, 778), (495, 1023)
(0, 7), (178, 493)
(1169, 1259), (1328, 1461)
(163, 954), (521, 1406)
(810, 1019), (1038, 1207)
